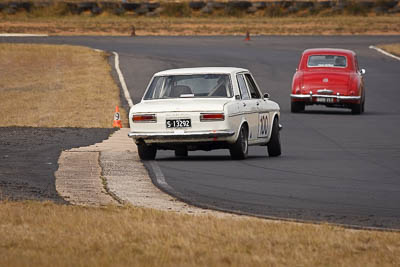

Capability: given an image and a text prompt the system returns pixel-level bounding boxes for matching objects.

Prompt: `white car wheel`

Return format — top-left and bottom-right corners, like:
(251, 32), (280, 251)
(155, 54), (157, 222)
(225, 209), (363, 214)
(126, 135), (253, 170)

(229, 126), (248, 160)
(137, 144), (157, 160)
(267, 118), (281, 157)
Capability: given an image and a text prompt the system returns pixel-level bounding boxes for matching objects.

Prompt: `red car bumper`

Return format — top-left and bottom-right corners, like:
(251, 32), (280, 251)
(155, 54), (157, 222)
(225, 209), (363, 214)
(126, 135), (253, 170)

(290, 93), (361, 104)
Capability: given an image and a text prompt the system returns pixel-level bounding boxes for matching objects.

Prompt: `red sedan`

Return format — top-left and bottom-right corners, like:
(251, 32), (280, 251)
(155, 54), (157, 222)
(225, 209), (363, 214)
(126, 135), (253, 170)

(291, 48), (366, 114)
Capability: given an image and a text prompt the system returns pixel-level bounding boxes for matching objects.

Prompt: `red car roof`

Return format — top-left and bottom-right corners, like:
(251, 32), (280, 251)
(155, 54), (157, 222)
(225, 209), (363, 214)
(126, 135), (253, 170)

(302, 48), (356, 56)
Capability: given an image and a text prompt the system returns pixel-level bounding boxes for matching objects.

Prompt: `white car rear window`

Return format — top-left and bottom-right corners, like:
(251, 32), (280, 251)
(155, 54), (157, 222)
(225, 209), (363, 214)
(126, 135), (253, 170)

(144, 74), (233, 100)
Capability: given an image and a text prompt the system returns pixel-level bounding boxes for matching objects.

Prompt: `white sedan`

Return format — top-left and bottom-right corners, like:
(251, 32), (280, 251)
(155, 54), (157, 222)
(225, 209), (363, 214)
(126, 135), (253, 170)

(128, 67), (282, 160)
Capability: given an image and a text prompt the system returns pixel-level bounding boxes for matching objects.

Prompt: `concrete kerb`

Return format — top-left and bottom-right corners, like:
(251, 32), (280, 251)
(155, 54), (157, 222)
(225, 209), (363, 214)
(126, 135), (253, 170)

(55, 128), (240, 217)
(55, 149), (116, 206)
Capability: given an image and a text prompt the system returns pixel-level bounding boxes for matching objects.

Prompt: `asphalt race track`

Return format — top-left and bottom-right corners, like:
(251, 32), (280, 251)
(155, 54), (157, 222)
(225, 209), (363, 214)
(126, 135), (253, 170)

(2, 36), (400, 229)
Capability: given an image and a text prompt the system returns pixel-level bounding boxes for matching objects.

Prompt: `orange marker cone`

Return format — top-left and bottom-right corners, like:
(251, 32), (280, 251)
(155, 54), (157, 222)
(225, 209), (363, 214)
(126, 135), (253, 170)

(113, 105), (122, 128)
(244, 31), (250, 41)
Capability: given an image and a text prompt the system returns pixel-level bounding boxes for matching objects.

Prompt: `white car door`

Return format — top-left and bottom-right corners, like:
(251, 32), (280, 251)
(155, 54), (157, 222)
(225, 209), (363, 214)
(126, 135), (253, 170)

(243, 73), (271, 140)
(236, 73), (259, 142)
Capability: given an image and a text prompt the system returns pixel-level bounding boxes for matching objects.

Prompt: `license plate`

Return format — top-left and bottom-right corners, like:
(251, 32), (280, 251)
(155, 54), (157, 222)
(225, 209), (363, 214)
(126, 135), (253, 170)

(316, 97), (333, 103)
(166, 119), (191, 128)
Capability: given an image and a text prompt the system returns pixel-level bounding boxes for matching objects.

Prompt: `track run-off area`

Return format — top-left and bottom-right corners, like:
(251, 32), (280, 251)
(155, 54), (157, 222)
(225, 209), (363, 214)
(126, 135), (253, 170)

(2, 35), (400, 229)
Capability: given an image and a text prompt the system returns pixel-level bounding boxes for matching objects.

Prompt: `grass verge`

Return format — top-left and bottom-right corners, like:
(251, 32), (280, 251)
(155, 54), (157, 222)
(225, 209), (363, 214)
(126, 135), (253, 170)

(0, 43), (128, 127)
(0, 201), (399, 267)
(377, 43), (400, 56)
(0, 15), (399, 35)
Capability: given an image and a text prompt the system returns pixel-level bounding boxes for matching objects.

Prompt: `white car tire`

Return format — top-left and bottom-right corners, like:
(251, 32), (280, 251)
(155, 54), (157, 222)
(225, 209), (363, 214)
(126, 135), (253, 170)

(175, 147), (188, 157)
(137, 144), (157, 160)
(291, 101), (305, 113)
(229, 125), (248, 160)
(267, 118), (281, 157)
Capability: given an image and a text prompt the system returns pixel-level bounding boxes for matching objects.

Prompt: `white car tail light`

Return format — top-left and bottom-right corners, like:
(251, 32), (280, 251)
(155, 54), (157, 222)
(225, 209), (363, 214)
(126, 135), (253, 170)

(200, 113), (225, 121)
(132, 114), (156, 122)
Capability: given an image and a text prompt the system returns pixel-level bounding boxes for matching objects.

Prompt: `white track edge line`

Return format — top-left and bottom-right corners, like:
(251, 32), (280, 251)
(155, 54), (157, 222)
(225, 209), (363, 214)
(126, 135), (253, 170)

(369, 45), (400, 61)
(148, 161), (175, 192)
(113, 51), (134, 108)
(113, 52), (175, 202)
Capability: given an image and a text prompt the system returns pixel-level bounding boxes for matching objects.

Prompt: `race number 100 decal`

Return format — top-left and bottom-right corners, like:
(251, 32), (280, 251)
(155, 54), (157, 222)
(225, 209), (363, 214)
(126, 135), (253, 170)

(258, 113), (269, 138)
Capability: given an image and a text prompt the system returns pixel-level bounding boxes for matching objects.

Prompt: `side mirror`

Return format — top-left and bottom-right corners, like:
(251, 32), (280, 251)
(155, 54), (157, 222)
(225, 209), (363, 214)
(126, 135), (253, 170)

(360, 69), (366, 75)
(263, 93), (270, 99)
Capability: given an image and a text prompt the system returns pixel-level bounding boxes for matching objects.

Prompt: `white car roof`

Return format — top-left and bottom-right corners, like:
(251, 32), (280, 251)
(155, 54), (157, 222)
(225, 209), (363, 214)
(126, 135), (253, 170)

(154, 67), (249, 76)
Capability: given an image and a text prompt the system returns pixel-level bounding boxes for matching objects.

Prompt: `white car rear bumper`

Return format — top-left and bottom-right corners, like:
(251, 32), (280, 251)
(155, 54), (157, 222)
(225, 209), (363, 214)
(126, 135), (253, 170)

(128, 130), (235, 142)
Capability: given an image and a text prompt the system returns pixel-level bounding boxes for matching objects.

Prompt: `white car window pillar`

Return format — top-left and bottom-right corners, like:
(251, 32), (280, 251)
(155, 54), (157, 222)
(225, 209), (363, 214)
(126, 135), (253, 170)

(237, 74), (250, 100)
(237, 73), (259, 141)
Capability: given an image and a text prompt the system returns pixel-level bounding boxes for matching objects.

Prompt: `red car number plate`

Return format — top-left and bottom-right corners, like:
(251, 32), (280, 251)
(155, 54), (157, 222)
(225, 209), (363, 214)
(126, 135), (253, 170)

(316, 97), (333, 103)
